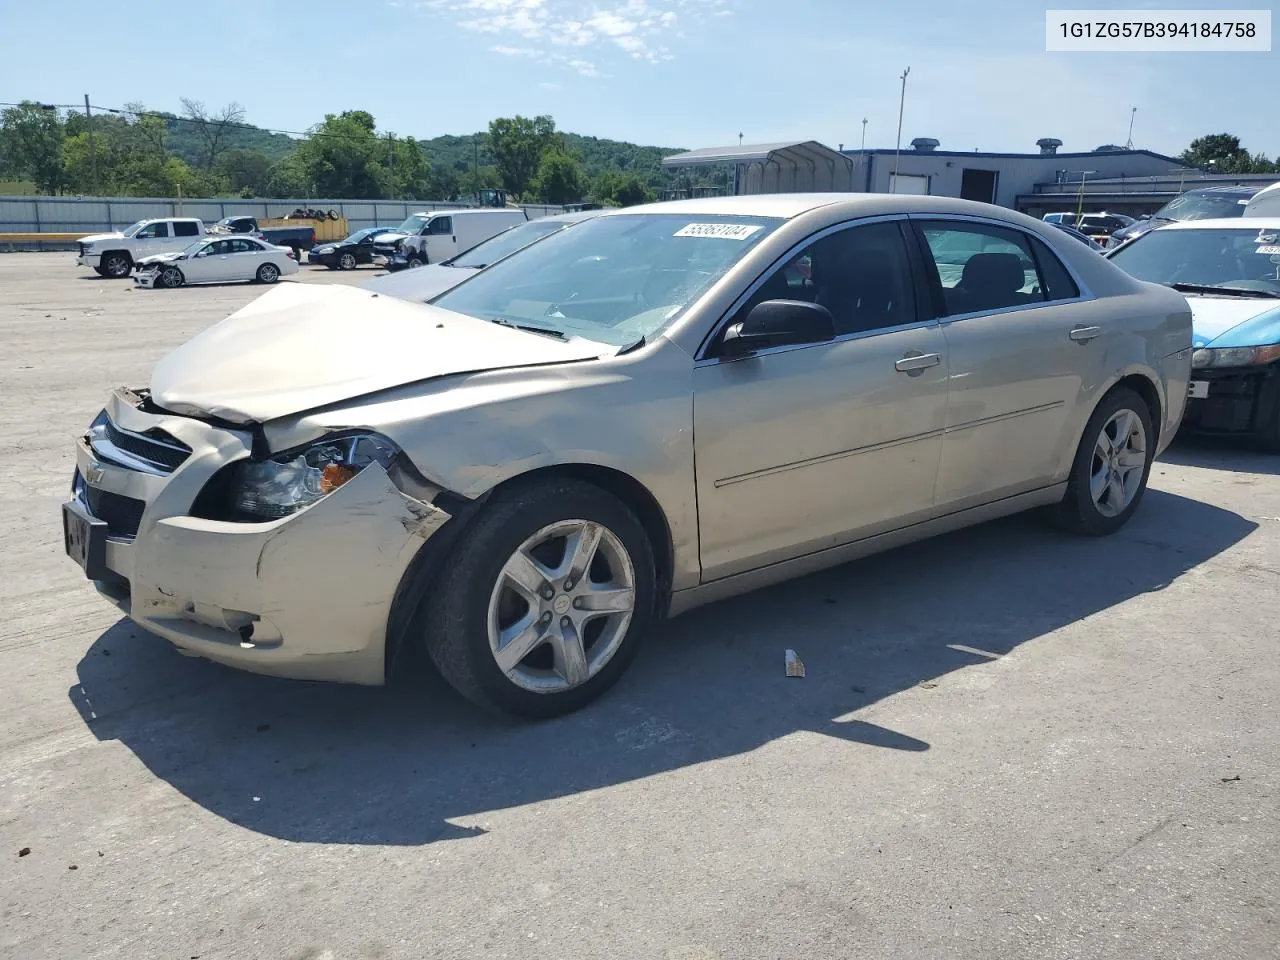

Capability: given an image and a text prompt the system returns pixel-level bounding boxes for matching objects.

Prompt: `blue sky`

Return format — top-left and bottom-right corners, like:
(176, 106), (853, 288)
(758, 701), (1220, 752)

(1, 0), (1275, 157)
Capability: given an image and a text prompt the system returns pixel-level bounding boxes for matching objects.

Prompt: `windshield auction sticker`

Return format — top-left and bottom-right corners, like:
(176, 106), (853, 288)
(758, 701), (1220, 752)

(673, 223), (764, 240)
(1046, 10), (1271, 51)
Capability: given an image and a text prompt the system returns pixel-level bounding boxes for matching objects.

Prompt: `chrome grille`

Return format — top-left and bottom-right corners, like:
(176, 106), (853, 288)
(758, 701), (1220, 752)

(92, 421), (191, 474)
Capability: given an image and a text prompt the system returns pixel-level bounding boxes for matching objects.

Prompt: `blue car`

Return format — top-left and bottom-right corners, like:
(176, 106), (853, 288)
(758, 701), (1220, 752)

(1108, 218), (1280, 446)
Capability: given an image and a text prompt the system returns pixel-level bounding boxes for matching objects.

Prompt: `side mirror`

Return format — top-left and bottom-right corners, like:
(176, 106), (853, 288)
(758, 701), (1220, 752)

(720, 299), (835, 356)
(1139, 213), (1151, 220)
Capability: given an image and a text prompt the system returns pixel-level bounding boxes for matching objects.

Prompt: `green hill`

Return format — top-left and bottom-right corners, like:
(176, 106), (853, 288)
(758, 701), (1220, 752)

(156, 113), (300, 167)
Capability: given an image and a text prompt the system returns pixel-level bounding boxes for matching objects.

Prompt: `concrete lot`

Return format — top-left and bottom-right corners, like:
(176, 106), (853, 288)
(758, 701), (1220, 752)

(1, 252), (1277, 960)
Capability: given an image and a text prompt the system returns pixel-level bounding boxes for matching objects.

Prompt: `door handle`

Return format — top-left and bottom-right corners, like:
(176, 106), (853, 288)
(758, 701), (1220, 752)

(1069, 325), (1102, 342)
(895, 352), (941, 373)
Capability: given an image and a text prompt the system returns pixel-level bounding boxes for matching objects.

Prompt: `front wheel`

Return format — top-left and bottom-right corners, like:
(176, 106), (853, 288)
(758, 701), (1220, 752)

(100, 252), (132, 279)
(406, 254), (423, 268)
(1053, 386), (1154, 535)
(256, 262), (280, 283)
(422, 479), (656, 718)
(157, 265), (184, 289)
(337, 252), (357, 270)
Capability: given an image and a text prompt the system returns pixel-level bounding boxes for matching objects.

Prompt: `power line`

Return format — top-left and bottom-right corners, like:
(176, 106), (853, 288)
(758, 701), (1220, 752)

(0, 99), (461, 148)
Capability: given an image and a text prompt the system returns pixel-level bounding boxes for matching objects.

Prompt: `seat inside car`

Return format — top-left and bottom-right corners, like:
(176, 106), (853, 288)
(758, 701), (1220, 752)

(949, 251), (1034, 314)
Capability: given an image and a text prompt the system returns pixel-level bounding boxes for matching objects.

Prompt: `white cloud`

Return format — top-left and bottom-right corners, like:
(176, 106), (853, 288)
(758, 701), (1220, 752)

(411, 0), (729, 69)
(538, 81), (564, 90)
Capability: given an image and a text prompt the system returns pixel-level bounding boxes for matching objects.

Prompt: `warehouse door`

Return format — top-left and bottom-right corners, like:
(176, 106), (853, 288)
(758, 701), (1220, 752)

(960, 168), (998, 203)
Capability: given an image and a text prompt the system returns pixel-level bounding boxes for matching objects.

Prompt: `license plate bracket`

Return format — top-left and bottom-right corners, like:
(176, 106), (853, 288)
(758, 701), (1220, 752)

(62, 499), (109, 580)
(1188, 380), (1209, 400)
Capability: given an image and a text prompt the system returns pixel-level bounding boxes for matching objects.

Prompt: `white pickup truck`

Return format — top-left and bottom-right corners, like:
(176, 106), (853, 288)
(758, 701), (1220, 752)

(76, 217), (207, 278)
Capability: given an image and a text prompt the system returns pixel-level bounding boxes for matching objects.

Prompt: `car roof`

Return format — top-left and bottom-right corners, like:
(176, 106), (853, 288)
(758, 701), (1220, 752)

(1157, 217), (1280, 231)
(597, 193), (1041, 221)
(1179, 184), (1264, 197)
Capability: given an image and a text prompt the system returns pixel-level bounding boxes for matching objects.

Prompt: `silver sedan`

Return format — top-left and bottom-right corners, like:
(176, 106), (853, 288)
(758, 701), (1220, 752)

(63, 194), (1193, 717)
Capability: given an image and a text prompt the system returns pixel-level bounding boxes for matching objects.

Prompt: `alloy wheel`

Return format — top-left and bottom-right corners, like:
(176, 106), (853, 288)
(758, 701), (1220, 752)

(1090, 408), (1147, 518)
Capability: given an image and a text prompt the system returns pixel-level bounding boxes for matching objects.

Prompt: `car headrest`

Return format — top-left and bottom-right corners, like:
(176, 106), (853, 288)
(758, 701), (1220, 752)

(960, 252), (1025, 294)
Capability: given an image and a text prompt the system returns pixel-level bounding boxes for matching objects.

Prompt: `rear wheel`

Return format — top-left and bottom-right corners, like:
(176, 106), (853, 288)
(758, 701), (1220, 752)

(256, 262), (280, 283)
(101, 251), (131, 279)
(422, 479), (656, 718)
(1053, 386), (1154, 535)
(338, 251), (357, 271)
(157, 265), (184, 289)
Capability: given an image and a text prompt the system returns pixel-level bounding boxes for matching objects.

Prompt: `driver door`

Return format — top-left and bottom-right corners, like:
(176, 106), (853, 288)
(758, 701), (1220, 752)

(423, 215), (456, 262)
(692, 218), (950, 581)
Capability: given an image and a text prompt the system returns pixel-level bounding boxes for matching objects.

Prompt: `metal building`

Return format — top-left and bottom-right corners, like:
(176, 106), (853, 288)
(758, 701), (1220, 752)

(661, 141), (856, 196)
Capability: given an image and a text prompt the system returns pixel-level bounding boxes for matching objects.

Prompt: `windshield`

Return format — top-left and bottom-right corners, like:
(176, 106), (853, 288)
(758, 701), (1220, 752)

(182, 239), (209, 256)
(1109, 227), (1280, 292)
(395, 215), (429, 235)
(449, 219), (569, 269)
(1151, 193), (1251, 222)
(432, 214), (782, 346)
(342, 229), (378, 244)
(121, 220), (148, 238)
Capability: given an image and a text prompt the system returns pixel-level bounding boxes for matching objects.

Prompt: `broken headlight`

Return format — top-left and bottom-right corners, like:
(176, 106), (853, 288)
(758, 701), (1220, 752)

(232, 432), (400, 520)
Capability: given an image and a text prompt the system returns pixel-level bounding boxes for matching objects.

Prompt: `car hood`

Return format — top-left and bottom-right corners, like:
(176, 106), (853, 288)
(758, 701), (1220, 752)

(79, 231), (125, 244)
(149, 282), (605, 424)
(1187, 297), (1280, 348)
(137, 252), (184, 265)
(359, 263), (474, 301)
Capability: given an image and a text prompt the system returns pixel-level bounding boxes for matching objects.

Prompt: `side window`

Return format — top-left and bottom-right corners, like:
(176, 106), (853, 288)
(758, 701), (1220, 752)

(1028, 237), (1080, 301)
(734, 221), (917, 338)
(136, 222), (168, 239)
(916, 221), (1046, 316)
(173, 221), (199, 237)
(427, 216), (453, 236)
(206, 240), (231, 255)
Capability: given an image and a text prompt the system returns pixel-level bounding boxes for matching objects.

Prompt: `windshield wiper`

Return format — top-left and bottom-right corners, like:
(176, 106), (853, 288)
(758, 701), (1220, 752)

(491, 317), (567, 339)
(1169, 282), (1280, 299)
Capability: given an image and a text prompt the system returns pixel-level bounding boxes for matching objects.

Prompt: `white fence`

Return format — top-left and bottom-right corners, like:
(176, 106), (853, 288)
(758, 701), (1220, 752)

(0, 194), (567, 239)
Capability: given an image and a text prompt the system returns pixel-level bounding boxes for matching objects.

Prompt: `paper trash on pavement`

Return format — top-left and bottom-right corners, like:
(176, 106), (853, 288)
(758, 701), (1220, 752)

(785, 649), (805, 678)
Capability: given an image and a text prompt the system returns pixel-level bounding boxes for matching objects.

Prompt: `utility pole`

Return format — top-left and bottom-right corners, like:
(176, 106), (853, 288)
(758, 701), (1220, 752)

(1125, 106), (1137, 150)
(738, 132), (743, 146)
(83, 95), (98, 196)
(472, 134), (479, 198)
(892, 68), (910, 193)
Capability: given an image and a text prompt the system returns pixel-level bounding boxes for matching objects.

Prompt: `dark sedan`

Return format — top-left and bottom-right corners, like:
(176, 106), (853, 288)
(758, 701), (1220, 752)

(308, 227), (399, 269)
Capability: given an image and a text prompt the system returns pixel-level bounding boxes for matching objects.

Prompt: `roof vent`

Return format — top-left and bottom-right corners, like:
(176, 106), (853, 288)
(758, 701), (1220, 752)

(1036, 138), (1062, 155)
(1093, 144), (1125, 153)
(910, 137), (940, 152)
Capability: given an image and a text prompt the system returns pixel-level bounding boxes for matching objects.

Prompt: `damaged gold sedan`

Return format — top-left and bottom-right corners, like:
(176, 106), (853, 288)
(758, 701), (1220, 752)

(63, 195), (1192, 717)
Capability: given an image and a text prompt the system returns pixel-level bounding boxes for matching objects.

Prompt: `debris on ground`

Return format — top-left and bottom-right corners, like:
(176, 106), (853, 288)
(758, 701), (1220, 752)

(18, 847), (30, 857)
(785, 649), (805, 678)
(1221, 775), (1242, 783)
(919, 681), (939, 689)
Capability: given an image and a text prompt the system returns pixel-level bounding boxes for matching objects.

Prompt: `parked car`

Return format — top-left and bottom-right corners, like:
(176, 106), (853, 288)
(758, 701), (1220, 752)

(375, 208), (528, 267)
(307, 227), (401, 270)
(364, 210), (603, 300)
(76, 218), (205, 279)
(1111, 185), (1267, 246)
(213, 216), (319, 259)
(1242, 181), (1280, 218)
(134, 236), (298, 289)
(1043, 212), (1134, 247)
(62, 195), (1190, 718)
(1049, 222), (1107, 251)
(1107, 218), (1280, 446)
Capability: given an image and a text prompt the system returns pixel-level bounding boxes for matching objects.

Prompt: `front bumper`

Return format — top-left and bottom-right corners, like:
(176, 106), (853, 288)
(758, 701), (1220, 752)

(133, 267), (161, 288)
(307, 250), (336, 265)
(1183, 363), (1277, 434)
(62, 388), (451, 684)
(76, 253), (101, 268)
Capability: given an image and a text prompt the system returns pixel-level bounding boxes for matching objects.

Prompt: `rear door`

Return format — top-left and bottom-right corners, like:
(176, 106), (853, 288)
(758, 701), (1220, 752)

(168, 220), (202, 252)
(910, 217), (1104, 512)
(226, 238), (267, 279)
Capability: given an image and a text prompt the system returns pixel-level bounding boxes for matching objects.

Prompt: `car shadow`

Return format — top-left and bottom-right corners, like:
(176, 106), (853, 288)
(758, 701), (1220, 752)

(69, 489), (1254, 846)
(1160, 433), (1280, 476)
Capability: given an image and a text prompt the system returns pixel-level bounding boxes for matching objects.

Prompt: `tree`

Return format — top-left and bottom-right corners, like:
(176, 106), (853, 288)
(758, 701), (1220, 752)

(217, 148), (273, 196)
(179, 98), (247, 170)
(0, 101), (66, 193)
(264, 155), (309, 197)
(376, 134), (431, 199)
(293, 110), (384, 198)
(1179, 133), (1277, 173)
(532, 150), (585, 204)
(488, 115), (561, 199)
(592, 171), (655, 207)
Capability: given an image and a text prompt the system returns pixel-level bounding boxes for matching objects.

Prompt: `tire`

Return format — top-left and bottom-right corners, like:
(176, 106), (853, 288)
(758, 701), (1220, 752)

(1053, 386), (1155, 535)
(157, 265), (184, 289)
(93, 266), (108, 277)
(100, 251), (132, 279)
(1249, 375), (1280, 452)
(406, 254), (424, 268)
(256, 262), (280, 284)
(337, 251), (357, 271)
(422, 478), (657, 718)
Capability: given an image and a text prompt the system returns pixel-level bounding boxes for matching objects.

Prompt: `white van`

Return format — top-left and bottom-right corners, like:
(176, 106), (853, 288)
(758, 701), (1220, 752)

(1243, 181), (1280, 218)
(377, 209), (528, 267)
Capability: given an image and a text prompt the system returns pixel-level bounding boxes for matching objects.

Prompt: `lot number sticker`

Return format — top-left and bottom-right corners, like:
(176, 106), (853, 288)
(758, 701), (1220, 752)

(673, 223), (764, 240)
(1256, 245), (1280, 256)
